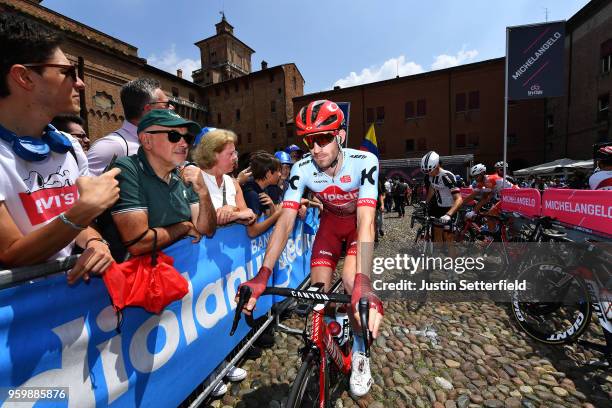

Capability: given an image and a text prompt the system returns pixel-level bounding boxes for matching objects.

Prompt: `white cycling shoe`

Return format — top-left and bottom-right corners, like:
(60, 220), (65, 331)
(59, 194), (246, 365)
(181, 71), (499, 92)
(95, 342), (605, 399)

(350, 351), (373, 397)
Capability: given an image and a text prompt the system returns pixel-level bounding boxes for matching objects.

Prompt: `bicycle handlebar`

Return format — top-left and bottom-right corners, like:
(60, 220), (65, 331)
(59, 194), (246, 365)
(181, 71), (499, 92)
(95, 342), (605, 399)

(230, 285), (373, 356)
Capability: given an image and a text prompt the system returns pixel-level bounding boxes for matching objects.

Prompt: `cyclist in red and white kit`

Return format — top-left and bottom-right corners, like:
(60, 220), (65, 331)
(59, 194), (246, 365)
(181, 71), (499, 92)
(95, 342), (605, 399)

(236, 100), (383, 397)
(589, 145), (612, 190)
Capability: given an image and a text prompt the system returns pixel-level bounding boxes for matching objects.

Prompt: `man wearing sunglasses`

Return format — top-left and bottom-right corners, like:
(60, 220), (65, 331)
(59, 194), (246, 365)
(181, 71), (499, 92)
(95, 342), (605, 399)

(107, 109), (216, 260)
(88, 78), (174, 176)
(0, 13), (121, 286)
(236, 100), (383, 397)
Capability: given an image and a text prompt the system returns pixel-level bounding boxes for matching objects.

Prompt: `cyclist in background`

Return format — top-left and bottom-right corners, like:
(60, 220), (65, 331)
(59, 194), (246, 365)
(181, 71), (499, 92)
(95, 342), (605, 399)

(237, 100), (383, 397)
(421, 151), (463, 243)
(589, 146), (612, 190)
(462, 164), (494, 221)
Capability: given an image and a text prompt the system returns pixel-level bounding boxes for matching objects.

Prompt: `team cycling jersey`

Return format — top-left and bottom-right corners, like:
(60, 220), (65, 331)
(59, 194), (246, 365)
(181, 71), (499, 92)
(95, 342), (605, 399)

(473, 175), (494, 195)
(282, 148), (379, 217)
(589, 170), (612, 190)
(425, 169), (460, 208)
(488, 173), (518, 201)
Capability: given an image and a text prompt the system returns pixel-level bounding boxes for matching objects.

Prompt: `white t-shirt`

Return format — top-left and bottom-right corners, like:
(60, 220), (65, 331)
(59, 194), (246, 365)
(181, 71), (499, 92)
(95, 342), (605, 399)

(0, 134), (89, 260)
(201, 171), (237, 210)
(589, 170), (612, 190)
(87, 121), (140, 176)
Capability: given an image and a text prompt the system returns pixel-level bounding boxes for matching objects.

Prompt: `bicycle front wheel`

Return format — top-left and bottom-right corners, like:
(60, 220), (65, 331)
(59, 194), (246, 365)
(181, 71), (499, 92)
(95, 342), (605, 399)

(510, 263), (592, 345)
(287, 351), (328, 408)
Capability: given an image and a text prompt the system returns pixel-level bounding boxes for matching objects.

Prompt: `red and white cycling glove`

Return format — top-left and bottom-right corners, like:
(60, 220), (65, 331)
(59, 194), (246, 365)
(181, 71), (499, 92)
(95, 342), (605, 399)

(237, 266), (272, 304)
(351, 273), (384, 317)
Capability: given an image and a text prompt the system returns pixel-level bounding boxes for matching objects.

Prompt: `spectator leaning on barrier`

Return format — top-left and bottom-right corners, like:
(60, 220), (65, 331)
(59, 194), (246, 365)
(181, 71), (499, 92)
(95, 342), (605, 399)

(87, 78), (174, 175)
(108, 109), (216, 258)
(0, 13), (120, 282)
(242, 151), (283, 237)
(191, 128), (256, 226)
(51, 114), (90, 151)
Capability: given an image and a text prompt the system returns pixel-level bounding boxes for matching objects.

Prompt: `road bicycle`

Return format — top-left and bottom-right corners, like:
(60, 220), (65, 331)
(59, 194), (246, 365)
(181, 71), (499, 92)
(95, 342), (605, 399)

(230, 283), (372, 408)
(510, 238), (612, 364)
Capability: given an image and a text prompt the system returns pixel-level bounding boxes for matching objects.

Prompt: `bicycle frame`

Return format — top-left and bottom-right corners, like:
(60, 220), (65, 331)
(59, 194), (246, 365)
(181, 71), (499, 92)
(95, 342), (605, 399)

(231, 285), (372, 408)
(310, 303), (352, 376)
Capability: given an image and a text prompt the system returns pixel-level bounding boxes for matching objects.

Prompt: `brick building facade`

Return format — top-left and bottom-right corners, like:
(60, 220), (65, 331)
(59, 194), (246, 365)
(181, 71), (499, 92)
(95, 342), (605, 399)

(0, 0), (208, 142)
(545, 0), (612, 160)
(190, 12), (305, 153)
(294, 58), (546, 170)
(1, 0), (304, 155)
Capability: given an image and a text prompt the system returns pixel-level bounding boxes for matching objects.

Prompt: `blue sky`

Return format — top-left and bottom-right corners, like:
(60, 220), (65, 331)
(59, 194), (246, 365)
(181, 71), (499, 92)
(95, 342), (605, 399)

(44, 0), (589, 94)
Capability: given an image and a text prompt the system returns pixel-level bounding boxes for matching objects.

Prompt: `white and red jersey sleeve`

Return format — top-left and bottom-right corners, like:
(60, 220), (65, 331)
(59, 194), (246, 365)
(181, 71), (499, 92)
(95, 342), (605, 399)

(589, 170), (612, 190)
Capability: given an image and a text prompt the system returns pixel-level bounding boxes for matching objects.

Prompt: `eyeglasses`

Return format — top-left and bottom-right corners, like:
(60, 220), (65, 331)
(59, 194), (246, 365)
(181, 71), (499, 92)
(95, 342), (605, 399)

(22, 63), (78, 82)
(146, 100), (175, 109)
(70, 132), (88, 138)
(146, 130), (195, 145)
(303, 132), (336, 149)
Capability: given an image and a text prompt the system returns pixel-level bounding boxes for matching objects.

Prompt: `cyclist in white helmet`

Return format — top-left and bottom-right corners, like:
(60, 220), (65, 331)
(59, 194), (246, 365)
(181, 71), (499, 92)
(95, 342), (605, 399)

(421, 151), (463, 243)
(462, 164), (494, 220)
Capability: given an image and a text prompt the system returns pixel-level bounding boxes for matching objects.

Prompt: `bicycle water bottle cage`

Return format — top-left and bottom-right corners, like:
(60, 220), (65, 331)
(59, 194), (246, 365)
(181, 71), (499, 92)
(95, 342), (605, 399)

(295, 283), (325, 317)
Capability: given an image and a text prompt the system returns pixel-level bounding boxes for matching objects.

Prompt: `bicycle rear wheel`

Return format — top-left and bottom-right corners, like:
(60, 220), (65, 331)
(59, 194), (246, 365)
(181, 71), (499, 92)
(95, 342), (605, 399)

(510, 263), (592, 345)
(287, 351), (328, 408)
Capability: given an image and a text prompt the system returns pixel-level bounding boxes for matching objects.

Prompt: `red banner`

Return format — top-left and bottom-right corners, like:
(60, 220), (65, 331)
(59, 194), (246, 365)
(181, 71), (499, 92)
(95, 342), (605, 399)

(500, 188), (541, 218)
(541, 189), (612, 235)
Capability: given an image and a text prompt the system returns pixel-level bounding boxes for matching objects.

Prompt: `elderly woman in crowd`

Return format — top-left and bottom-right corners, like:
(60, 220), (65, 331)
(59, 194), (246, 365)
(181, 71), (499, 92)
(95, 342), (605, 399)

(192, 129), (256, 227)
(189, 128), (255, 396)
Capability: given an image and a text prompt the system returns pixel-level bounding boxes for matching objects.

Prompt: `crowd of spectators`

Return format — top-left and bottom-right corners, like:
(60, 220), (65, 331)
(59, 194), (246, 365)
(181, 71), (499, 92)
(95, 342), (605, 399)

(0, 13), (320, 397)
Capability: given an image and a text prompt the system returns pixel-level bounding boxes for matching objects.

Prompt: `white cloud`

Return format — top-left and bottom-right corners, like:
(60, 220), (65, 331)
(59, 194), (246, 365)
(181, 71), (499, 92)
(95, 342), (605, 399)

(332, 48), (479, 89)
(431, 48), (479, 70)
(333, 56), (424, 88)
(147, 44), (200, 81)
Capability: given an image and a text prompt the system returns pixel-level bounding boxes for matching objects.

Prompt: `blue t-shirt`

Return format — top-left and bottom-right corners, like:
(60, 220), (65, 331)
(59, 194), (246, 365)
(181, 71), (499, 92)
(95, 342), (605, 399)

(243, 180), (266, 216)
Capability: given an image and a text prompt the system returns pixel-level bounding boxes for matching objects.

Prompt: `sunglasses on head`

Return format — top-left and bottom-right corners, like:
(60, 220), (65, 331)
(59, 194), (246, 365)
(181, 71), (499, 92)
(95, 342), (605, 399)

(22, 63), (78, 82)
(303, 132), (337, 149)
(146, 130), (195, 145)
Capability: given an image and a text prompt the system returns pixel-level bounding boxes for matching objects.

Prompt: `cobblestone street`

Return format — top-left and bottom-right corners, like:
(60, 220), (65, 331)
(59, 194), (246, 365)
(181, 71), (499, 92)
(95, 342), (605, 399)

(206, 207), (612, 408)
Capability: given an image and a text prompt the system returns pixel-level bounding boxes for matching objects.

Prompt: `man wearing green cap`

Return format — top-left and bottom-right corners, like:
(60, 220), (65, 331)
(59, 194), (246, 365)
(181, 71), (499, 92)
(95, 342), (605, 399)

(108, 109), (216, 257)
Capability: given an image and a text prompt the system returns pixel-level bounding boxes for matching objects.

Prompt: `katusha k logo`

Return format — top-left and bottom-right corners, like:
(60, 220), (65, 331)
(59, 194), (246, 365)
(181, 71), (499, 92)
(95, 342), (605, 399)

(528, 84), (543, 96)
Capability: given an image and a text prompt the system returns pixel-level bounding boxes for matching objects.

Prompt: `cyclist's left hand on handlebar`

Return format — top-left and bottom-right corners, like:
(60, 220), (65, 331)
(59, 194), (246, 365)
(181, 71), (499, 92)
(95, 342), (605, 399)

(439, 214), (451, 224)
(351, 273), (384, 339)
(235, 266), (272, 315)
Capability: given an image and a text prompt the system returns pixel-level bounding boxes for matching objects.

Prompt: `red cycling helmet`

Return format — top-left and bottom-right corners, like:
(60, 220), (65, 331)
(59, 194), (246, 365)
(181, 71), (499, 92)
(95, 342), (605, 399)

(295, 100), (344, 136)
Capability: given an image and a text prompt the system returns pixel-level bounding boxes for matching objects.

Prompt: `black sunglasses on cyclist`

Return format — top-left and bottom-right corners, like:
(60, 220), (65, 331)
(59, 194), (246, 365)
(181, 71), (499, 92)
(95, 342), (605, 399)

(146, 130), (195, 145)
(22, 63), (78, 82)
(303, 132), (336, 149)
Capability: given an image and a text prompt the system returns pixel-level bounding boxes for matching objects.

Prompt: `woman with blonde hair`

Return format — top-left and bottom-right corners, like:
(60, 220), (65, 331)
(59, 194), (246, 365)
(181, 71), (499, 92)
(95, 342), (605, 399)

(192, 129), (256, 227)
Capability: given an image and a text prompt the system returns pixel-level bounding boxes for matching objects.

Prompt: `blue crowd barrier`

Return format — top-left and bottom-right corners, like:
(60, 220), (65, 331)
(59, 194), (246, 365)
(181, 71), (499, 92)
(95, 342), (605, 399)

(0, 209), (319, 407)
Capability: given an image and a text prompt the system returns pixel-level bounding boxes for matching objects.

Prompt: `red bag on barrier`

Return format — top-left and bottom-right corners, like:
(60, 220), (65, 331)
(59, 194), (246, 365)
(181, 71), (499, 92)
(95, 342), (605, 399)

(103, 229), (188, 314)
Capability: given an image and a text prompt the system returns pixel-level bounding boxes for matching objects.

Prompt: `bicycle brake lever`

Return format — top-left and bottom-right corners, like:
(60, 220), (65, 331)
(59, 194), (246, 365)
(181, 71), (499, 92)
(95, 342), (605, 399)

(358, 298), (372, 358)
(230, 285), (251, 336)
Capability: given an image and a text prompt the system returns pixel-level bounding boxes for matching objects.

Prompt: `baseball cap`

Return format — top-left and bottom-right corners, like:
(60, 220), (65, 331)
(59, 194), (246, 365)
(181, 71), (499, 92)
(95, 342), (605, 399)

(137, 109), (201, 135)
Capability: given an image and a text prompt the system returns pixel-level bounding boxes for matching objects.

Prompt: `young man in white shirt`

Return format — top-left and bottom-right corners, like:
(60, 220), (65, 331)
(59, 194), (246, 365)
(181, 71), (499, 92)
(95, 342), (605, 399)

(0, 13), (120, 282)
